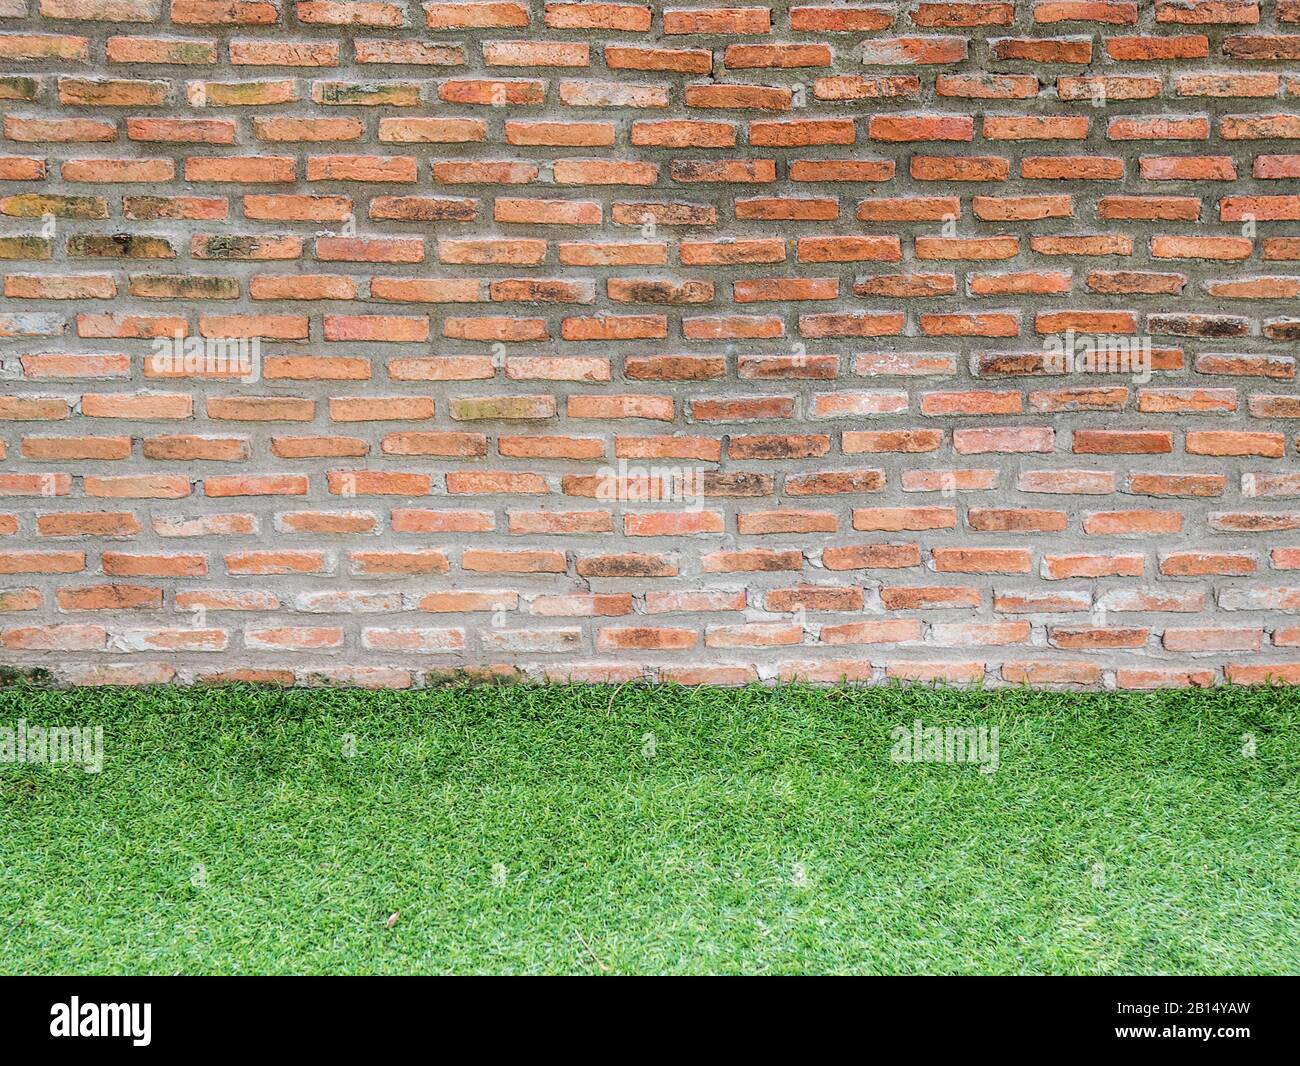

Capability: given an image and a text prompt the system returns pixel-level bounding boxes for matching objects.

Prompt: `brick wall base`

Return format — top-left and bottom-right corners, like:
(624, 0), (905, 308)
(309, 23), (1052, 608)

(1, 2), (1299, 689)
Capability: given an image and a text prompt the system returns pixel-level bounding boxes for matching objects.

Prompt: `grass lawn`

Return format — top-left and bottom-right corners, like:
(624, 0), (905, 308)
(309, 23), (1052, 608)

(1, 682), (1297, 975)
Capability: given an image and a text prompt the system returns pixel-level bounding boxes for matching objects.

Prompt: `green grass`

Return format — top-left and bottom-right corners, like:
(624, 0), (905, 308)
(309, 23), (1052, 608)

(1, 683), (1297, 975)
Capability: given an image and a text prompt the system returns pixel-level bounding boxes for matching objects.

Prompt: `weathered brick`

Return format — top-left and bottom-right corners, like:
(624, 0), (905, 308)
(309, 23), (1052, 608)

(0, 4), (1291, 688)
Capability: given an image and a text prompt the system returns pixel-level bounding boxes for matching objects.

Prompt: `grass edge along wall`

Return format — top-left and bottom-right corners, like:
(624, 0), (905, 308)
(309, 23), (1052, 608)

(3, 682), (1298, 974)
(1, 2), (1300, 688)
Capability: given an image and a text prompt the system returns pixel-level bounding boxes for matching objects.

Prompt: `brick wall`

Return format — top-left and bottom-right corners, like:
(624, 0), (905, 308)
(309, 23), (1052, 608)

(1, 1), (1299, 689)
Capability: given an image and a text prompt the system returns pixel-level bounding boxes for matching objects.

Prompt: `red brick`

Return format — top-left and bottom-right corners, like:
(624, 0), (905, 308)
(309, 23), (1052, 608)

(0, 5), (1288, 689)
